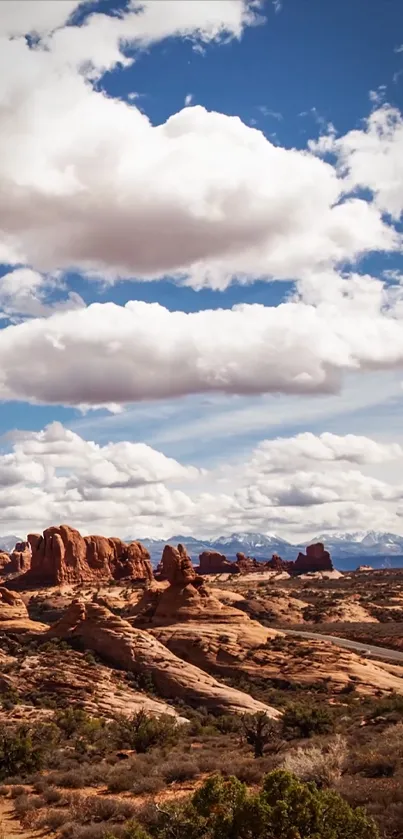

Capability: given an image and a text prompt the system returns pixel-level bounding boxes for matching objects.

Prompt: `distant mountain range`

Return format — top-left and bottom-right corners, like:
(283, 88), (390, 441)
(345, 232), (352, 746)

(139, 530), (403, 570)
(0, 535), (21, 553)
(2, 530), (403, 572)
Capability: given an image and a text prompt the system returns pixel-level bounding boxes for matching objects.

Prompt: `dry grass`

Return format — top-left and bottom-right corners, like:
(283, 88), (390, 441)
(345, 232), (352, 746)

(282, 735), (347, 787)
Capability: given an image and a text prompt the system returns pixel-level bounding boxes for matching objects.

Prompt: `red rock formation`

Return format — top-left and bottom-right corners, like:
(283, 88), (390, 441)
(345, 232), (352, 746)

(158, 544), (197, 585)
(266, 553), (293, 572)
(196, 550), (240, 575)
(132, 545), (248, 626)
(196, 543), (334, 577)
(235, 552), (263, 573)
(11, 525), (153, 588)
(292, 542), (333, 576)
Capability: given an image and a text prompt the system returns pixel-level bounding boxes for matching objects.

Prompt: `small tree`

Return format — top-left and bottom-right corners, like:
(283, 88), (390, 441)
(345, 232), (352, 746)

(0, 726), (43, 780)
(112, 709), (179, 753)
(241, 711), (279, 758)
(282, 702), (335, 739)
(150, 770), (379, 839)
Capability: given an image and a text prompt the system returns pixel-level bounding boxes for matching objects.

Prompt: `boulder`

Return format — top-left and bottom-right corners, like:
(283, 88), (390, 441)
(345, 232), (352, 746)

(46, 600), (280, 717)
(11, 525), (153, 588)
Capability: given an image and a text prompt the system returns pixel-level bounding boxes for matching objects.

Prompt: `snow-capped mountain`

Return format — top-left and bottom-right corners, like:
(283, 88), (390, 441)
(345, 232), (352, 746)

(0, 535), (20, 553)
(314, 531), (403, 556)
(139, 530), (403, 569)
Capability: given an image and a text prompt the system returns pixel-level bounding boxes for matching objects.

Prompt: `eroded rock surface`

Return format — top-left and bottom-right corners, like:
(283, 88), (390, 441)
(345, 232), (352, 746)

(46, 600), (280, 717)
(11, 525), (153, 587)
(0, 587), (48, 632)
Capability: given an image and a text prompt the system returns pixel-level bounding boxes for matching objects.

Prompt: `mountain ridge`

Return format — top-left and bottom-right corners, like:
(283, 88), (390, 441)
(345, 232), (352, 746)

(137, 530), (403, 569)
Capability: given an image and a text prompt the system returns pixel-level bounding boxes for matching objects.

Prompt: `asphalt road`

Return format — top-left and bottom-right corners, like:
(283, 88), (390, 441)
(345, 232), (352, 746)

(282, 628), (403, 662)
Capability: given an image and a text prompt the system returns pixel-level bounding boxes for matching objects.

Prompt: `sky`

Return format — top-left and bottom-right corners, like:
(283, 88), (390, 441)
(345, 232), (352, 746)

(0, 0), (403, 544)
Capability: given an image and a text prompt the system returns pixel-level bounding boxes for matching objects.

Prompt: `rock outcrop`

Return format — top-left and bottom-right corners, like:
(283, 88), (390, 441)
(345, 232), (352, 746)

(197, 542), (334, 577)
(0, 587), (48, 633)
(197, 550), (240, 575)
(292, 543), (333, 575)
(158, 544), (198, 585)
(11, 525), (153, 588)
(46, 600), (280, 717)
(133, 544), (250, 626)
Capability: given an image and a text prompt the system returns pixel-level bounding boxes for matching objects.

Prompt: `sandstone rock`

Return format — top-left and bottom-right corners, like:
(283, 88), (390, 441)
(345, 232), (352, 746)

(197, 550), (240, 575)
(158, 544), (197, 585)
(11, 525), (153, 587)
(46, 600), (280, 717)
(133, 544), (252, 627)
(266, 553), (293, 573)
(0, 587), (48, 633)
(293, 543), (333, 575)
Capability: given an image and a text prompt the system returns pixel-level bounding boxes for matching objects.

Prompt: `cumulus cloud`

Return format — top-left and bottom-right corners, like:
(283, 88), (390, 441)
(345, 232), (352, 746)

(0, 1), (399, 287)
(311, 105), (403, 221)
(1, 273), (403, 408)
(0, 268), (85, 321)
(0, 422), (402, 541)
(246, 432), (403, 474)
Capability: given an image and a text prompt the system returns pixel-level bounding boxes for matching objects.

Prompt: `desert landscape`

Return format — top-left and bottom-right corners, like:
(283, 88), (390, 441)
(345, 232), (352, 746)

(0, 527), (402, 838)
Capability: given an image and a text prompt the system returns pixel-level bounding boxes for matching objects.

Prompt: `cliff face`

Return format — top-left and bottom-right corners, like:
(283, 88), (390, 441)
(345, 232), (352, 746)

(11, 525), (153, 587)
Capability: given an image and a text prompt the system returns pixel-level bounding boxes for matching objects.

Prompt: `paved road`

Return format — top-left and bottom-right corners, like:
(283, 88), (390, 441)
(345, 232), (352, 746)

(282, 628), (403, 663)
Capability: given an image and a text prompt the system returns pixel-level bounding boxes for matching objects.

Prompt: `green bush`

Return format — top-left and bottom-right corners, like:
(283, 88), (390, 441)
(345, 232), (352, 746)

(0, 726), (45, 780)
(111, 709), (179, 753)
(147, 770), (378, 839)
(282, 702), (335, 738)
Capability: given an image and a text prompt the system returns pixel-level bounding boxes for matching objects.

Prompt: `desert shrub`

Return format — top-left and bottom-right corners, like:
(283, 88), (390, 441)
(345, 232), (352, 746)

(367, 692), (403, 719)
(68, 793), (138, 824)
(55, 708), (105, 743)
(0, 727), (44, 780)
(111, 710), (179, 754)
(14, 792), (44, 819)
(282, 702), (335, 739)
(148, 770), (378, 839)
(161, 758), (200, 784)
(282, 735), (347, 787)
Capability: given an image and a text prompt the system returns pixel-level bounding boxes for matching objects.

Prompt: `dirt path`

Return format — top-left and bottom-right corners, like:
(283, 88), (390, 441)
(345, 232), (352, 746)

(0, 798), (50, 839)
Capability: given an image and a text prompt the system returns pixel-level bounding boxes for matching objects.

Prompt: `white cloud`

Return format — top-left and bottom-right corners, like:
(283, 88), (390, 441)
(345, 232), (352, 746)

(311, 104), (403, 221)
(0, 2), (399, 288)
(0, 1), (85, 37)
(1, 272), (403, 408)
(184, 93), (194, 107)
(1, 422), (403, 541)
(246, 432), (402, 474)
(0, 268), (85, 321)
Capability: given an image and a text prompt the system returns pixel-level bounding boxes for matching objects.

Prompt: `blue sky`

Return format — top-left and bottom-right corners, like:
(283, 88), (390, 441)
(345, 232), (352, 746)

(0, 0), (403, 541)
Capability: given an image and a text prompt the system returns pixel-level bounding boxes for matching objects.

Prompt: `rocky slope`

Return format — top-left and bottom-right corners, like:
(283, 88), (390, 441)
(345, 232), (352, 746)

(46, 599), (280, 717)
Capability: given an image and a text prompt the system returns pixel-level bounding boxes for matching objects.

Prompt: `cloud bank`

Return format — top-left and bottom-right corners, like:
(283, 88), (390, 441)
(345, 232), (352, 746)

(1, 423), (403, 542)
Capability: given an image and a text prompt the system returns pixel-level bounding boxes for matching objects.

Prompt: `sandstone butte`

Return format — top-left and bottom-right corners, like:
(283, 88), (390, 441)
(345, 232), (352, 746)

(196, 542), (334, 577)
(132, 543), (269, 627)
(9, 524), (153, 588)
(46, 598), (280, 718)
